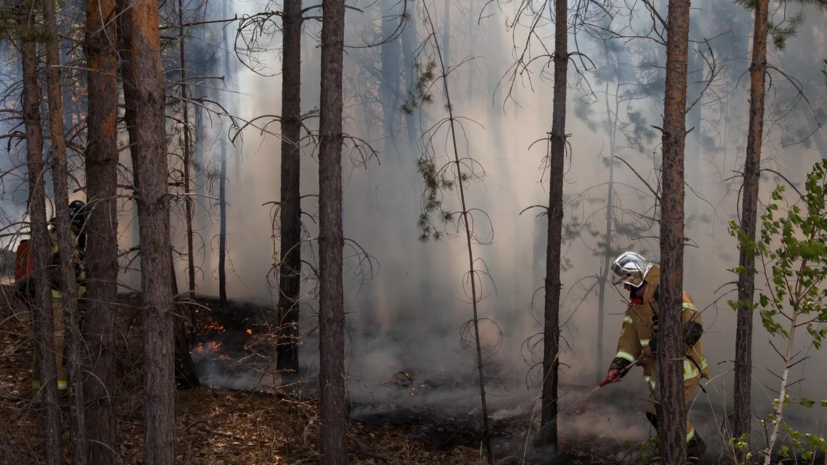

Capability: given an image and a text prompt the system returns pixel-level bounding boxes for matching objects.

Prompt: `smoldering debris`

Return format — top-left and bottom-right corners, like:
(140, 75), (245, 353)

(183, 295), (750, 463)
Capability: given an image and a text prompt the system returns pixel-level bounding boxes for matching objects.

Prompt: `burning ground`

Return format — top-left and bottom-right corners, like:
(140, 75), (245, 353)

(0, 291), (786, 464)
(181, 296), (733, 463)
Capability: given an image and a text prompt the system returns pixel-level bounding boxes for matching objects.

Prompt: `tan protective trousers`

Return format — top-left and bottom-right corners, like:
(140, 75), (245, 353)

(645, 371), (701, 442)
(32, 295), (67, 391)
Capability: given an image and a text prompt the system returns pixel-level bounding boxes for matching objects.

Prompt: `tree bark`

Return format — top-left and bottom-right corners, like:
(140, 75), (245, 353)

(218, 0), (230, 308)
(657, 0), (692, 459)
(276, 0), (303, 373)
(20, 7), (64, 463)
(170, 251), (199, 388)
(318, 0), (347, 463)
(83, 0), (120, 459)
(596, 79), (617, 385)
(734, 0), (768, 456)
(540, 0), (567, 449)
(441, 0), (449, 99)
(120, 0), (176, 461)
(179, 0), (196, 298)
(380, 0), (401, 160)
(44, 0), (88, 459)
(400, 1), (418, 152)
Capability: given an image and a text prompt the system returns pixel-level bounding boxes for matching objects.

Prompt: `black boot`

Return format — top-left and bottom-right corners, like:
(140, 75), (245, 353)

(687, 431), (708, 462)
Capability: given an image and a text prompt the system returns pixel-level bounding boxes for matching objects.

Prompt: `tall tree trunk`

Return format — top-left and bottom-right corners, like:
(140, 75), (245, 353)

(171, 250), (199, 388)
(218, 0), (230, 308)
(120, 0), (176, 461)
(596, 79), (616, 385)
(20, 9), (64, 463)
(734, 0), (768, 457)
(83, 0), (120, 459)
(441, 0), (449, 99)
(540, 0), (567, 449)
(179, 0), (195, 298)
(423, 2), (493, 457)
(276, 0), (303, 373)
(44, 0), (88, 459)
(193, 7), (207, 273)
(318, 0), (347, 462)
(466, 0), (474, 103)
(401, 0), (418, 152)
(657, 0), (692, 459)
(380, 0), (400, 161)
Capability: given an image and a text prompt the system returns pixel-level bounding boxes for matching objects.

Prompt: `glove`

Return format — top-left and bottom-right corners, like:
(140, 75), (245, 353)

(600, 371), (619, 387)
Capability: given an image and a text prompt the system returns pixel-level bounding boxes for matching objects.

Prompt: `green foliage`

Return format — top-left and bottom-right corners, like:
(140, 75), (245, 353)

(729, 160), (827, 346)
(729, 160), (827, 461)
(0, 2), (57, 44)
(733, 0), (815, 51)
(729, 432), (752, 464)
(401, 59), (437, 117)
(627, 435), (659, 465)
(768, 12), (805, 51)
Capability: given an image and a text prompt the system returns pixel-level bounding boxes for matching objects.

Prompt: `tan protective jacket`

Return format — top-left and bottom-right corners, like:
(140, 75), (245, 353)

(48, 226), (86, 297)
(613, 266), (710, 388)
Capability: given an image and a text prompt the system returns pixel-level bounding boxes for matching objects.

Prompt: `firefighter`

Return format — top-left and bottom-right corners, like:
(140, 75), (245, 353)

(602, 251), (709, 462)
(32, 200), (87, 394)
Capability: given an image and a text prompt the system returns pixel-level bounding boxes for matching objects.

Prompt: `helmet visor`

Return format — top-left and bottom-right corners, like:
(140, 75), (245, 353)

(611, 253), (648, 287)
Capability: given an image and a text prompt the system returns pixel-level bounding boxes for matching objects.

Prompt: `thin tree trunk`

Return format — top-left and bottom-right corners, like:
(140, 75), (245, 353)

(20, 8), (64, 463)
(120, 0), (176, 460)
(401, 0), (418, 151)
(540, 0), (567, 449)
(276, 0), (302, 373)
(193, 7), (207, 274)
(441, 0), (449, 99)
(734, 0), (768, 456)
(420, 4), (493, 460)
(657, 0), (692, 459)
(466, 0), (474, 103)
(83, 0), (120, 459)
(764, 310), (800, 465)
(218, 0), (230, 308)
(318, 0), (347, 462)
(44, 0), (88, 459)
(171, 250), (199, 388)
(180, 0), (195, 298)
(596, 80), (616, 385)
(380, 0), (400, 161)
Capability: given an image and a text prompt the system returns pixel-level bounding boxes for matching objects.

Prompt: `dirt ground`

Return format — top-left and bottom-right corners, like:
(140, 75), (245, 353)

(0, 291), (539, 464)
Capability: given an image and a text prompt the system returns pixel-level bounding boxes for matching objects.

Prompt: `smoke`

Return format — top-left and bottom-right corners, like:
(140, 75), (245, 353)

(157, 0), (827, 454)
(1, 0), (824, 456)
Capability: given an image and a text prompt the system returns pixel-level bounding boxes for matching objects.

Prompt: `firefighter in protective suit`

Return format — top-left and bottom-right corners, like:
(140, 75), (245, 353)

(602, 252), (709, 461)
(32, 200), (87, 393)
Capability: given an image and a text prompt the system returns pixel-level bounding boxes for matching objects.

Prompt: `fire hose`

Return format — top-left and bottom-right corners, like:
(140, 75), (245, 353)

(567, 353), (645, 413)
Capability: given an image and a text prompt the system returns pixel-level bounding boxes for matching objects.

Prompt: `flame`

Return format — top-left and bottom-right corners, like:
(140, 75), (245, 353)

(194, 341), (222, 353)
(204, 322), (224, 331)
(246, 329), (252, 334)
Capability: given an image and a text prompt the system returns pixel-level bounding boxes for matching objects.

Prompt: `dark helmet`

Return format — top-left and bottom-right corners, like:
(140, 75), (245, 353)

(68, 200), (87, 229)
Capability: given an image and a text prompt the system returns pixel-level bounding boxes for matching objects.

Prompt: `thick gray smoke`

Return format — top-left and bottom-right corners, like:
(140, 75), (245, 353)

(2, 0), (825, 457)
(166, 0), (827, 455)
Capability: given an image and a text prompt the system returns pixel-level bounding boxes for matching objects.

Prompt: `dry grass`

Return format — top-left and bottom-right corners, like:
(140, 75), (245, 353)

(0, 292), (487, 464)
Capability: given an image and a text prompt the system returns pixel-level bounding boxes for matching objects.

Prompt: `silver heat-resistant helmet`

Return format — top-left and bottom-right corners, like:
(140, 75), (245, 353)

(611, 251), (654, 288)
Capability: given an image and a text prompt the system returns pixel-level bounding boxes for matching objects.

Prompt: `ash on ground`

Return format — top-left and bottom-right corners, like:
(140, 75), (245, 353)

(184, 295), (730, 464)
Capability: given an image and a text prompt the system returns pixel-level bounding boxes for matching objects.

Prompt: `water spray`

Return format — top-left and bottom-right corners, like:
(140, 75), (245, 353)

(569, 353), (645, 413)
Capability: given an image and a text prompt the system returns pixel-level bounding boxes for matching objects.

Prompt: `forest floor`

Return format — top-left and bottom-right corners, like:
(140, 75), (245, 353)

(0, 291), (611, 464)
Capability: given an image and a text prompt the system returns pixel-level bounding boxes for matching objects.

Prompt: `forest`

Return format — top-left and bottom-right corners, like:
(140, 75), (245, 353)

(1, 0), (827, 462)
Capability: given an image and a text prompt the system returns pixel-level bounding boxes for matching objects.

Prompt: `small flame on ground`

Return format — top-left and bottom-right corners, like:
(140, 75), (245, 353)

(246, 329), (252, 334)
